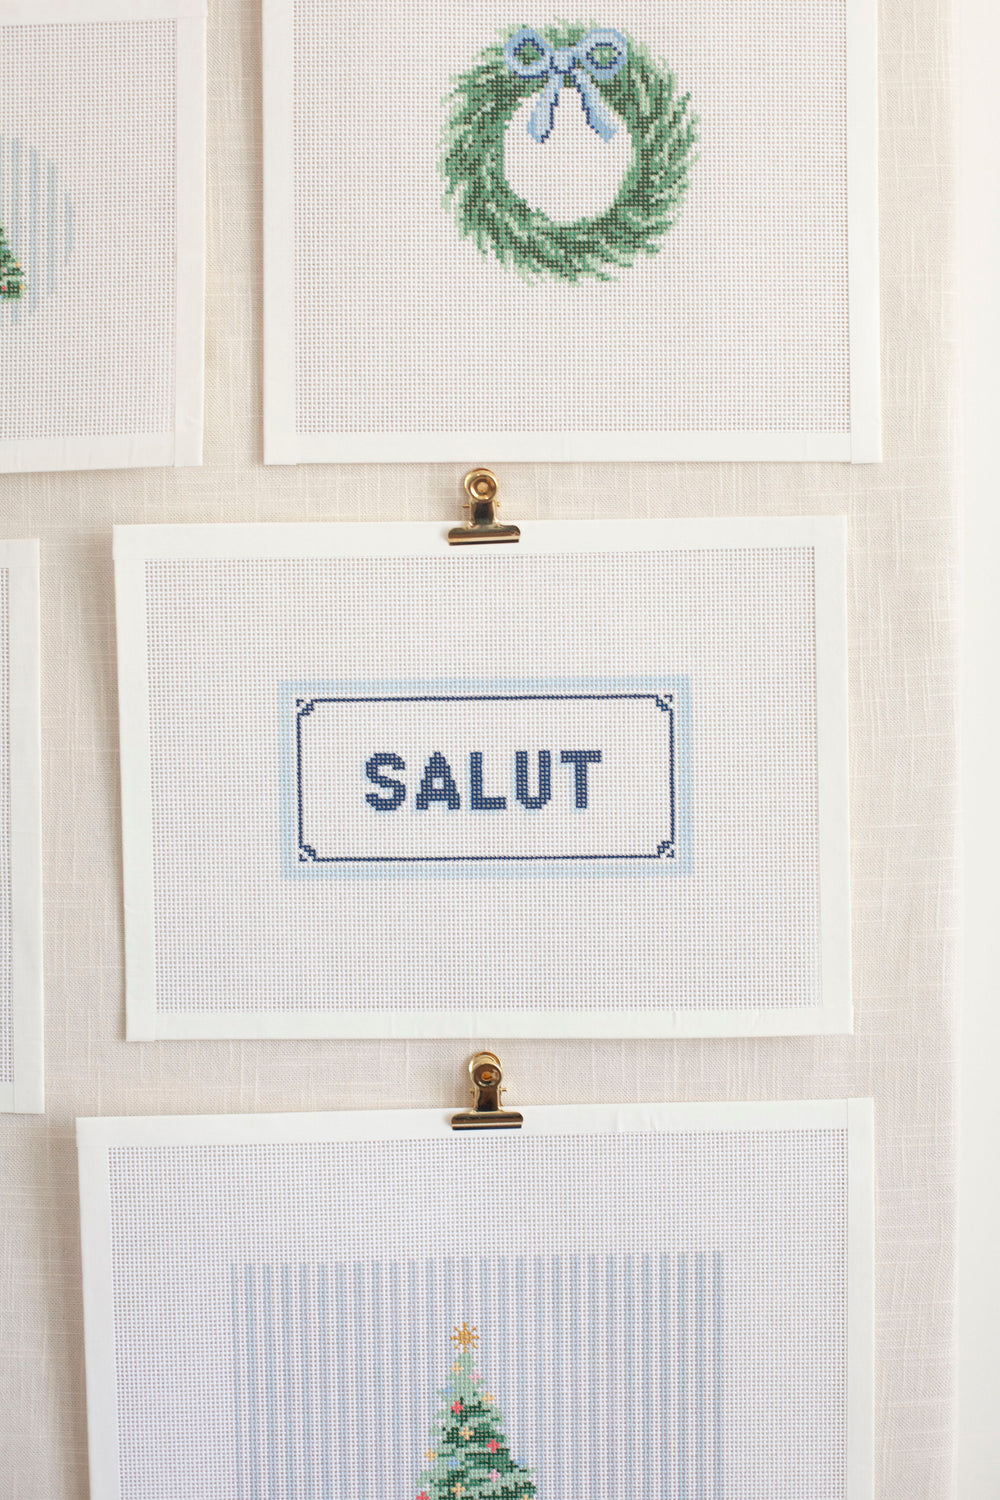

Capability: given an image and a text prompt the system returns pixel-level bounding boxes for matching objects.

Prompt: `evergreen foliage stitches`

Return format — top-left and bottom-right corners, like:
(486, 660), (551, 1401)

(441, 23), (698, 283)
(416, 1325), (536, 1500)
(0, 222), (23, 301)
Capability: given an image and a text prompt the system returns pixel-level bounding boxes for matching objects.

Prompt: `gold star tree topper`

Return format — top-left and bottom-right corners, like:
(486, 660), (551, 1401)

(451, 1322), (479, 1352)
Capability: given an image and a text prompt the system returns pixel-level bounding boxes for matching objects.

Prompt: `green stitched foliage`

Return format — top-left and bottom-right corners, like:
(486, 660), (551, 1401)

(416, 1338), (536, 1500)
(0, 222), (23, 301)
(441, 23), (698, 283)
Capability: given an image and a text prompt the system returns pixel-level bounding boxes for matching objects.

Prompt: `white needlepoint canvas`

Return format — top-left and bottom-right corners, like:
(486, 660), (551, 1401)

(262, 0), (879, 464)
(0, 1), (206, 474)
(77, 1100), (875, 1500)
(114, 517), (850, 1040)
(0, 542), (42, 1113)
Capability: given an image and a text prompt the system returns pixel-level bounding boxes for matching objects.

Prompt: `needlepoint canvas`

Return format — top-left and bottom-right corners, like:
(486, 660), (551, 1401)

(77, 1101), (875, 1500)
(263, 0), (879, 462)
(0, 542), (42, 1113)
(0, 2), (206, 473)
(114, 517), (850, 1039)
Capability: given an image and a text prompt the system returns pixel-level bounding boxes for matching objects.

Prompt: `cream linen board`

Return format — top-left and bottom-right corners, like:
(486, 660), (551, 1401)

(0, 2), (955, 1499)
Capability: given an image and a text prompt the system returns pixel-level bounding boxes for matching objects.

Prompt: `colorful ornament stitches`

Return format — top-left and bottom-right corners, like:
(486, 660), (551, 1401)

(441, 22), (698, 283)
(417, 1326), (536, 1500)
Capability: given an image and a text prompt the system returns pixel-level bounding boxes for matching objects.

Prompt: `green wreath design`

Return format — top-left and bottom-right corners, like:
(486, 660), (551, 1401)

(441, 23), (698, 283)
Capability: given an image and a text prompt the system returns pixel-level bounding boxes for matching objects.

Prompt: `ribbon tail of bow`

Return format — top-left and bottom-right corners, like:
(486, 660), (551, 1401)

(571, 68), (619, 141)
(527, 74), (563, 143)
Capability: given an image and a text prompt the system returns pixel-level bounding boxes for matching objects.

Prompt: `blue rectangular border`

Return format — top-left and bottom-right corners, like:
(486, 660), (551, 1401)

(279, 677), (692, 879)
(296, 693), (674, 862)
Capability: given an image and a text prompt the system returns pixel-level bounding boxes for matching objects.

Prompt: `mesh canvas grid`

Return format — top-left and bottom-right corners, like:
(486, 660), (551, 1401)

(289, 0), (848, 440)
(101, 1124), (849, 1500)
(0, 568), (9, 1083)
(0, 20), (176, 447)
(140, 544), (821, 1020)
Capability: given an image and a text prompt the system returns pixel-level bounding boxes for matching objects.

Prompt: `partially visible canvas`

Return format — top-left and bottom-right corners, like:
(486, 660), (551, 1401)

(78, 1100), (874, 1500)
(0, 1), (206, 473)
(0, 541), (42, 1113)
(263, 0), (879, 463)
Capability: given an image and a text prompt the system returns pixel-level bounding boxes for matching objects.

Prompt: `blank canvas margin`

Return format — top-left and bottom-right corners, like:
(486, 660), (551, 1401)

(114, 516), (851, 1041)
(261, 0), (880, 465)
(0, 541), (42, 1114)
(0, 1), (206, 474)
(76, 1098), (875, 1500)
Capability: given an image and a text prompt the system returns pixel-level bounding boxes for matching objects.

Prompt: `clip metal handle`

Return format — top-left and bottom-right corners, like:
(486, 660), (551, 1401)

(451, 1051), (523, 1130)
(448, 470), (521, 545)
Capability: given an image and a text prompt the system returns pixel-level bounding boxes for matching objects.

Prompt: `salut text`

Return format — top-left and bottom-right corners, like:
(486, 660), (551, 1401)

(364, 750), (603, 812)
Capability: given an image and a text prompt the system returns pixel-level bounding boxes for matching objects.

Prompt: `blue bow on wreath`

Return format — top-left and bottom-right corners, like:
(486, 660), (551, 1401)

(503, 27), (628, 143)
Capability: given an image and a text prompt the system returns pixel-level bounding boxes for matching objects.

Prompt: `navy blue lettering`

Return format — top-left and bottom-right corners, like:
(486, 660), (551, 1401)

(560, 749), (602, 808)
(469, 751), (507, 811)
(515, 750), (551, 810)
(365, 752), (406, 811)
(415, 751), (461, 810)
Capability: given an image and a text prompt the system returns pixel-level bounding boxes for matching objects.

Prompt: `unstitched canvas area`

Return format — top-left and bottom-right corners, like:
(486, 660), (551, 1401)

(0, 568), (11, 1087)
(0, 541), (42, 1114)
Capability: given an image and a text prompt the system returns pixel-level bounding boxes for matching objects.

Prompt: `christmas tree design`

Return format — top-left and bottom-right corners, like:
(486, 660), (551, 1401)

(416, 1324), (537, 1500)
(0, 222), (23, 301)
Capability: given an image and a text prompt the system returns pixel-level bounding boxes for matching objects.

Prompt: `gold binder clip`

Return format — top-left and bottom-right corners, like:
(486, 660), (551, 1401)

(451, 1052), (523, 1130)
(448, 470), (520, 545)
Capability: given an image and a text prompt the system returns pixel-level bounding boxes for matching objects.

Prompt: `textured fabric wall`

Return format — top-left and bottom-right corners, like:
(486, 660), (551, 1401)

(0, 0), (957, 1495)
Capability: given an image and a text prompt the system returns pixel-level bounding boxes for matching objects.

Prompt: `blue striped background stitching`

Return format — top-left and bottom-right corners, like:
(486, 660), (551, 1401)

(0, 137), (74, 324)
(231, 1251), (723, 1499)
